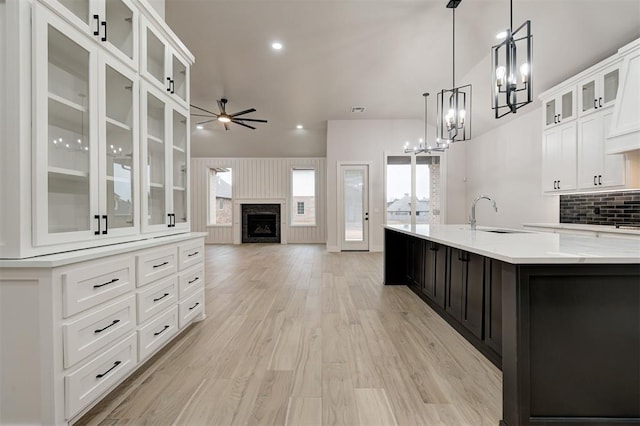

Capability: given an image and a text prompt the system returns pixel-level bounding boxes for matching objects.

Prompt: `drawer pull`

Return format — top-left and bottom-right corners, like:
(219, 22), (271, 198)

(154, 325), (170, 336)
(152, 261), (169, 269)
(96, 360), (121, 379)
(153, 293), (170, 302)
(189, 302), (200, 311)
(93, 278), (120, 289)
(188, 277), (199, 284)
(187, 251), (199, 257)
(94, 319), (120, 334)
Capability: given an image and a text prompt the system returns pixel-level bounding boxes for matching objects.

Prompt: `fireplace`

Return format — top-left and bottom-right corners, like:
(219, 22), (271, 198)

(242, 204), (281, 243)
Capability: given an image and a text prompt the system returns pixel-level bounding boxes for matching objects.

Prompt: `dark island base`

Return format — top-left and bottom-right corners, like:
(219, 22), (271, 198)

(384, 228), (640, 426)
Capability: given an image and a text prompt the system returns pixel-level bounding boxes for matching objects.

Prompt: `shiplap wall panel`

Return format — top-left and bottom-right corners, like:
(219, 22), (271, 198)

(190, 158), (326, 244)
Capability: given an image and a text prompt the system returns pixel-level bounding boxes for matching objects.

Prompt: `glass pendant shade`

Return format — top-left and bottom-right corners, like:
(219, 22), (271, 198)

(491, 13), (532, 118)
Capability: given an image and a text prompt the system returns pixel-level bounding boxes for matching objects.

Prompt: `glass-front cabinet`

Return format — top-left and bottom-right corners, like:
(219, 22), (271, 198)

(141, 17), (189, 108)
(543, 87), (575, 128)
(34, 7), (138, 246)
(43, 0), (138, 69)
(141, 82), (189, 233)
(578, 63), (620, 116)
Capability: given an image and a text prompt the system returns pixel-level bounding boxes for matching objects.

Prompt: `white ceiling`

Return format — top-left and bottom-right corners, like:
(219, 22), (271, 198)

(165, 0), (640, 158)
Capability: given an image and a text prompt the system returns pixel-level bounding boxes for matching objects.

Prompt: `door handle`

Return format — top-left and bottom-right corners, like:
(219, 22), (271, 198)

(101, 20), (107, 42)
(102, 214), (108, 235)
(554, 115), (557, 124)
(598, 175), (602, 185)
(167, 77), (172, 92)
(594, 99), (598, 109)
(557, 113), (561, 122)
(557, 180), (560, 189)
(594, 175), (597, 186)
(94, 214), (101, 235)
(93, 15), (100, 36)
(599, 97), (603, 108)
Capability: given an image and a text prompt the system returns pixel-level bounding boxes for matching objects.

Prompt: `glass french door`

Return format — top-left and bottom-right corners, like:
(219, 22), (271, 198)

(340, 164), (369, 251)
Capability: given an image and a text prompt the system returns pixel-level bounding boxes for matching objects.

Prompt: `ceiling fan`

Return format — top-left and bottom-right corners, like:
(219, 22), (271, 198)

(190, 98), (268, 131)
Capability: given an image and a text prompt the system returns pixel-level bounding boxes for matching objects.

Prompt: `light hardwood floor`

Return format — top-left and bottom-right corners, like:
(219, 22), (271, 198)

(77, 244), (502, 426)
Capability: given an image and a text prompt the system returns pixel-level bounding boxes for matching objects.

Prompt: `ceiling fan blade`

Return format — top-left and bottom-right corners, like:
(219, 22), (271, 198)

(232, 120), (256, 130)
(230, 108), (256, 117)
(217, 99), (226, 114)
(191, 113), (216, 118)
(196, 118), (217, 125)
(190, 104), (219, 116)
(234, 118), (268, 123)
(223, 122), (230, 131)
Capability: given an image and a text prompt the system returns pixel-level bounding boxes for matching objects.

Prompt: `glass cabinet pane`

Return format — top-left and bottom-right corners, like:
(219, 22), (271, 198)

(581, 80), (596, 113)
(47, 25), (91, 233)
(603, 69), (619, 104)
(57, 0), (90, 25)
(561, 91), (573, 120)
(146, 93), (166, 225)
(545, 99), (556, 126)
(146, 28), (165, 86)
(105, 65), (134, 230)
(172, 110), (187, 224)
(105, 0), (134, 61)
(172, 55), (187, 102)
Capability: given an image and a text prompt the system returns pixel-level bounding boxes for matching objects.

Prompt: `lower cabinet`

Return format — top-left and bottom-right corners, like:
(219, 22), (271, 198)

(484, 258), (503, 354)
(0, 234), (205, 425)
(449, 249), (484, 340)
(423, 241), (446, 309)
(406, 237), (425, 290)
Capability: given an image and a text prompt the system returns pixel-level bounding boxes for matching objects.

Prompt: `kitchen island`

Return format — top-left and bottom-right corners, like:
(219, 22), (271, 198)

(384, 224), (640, 426)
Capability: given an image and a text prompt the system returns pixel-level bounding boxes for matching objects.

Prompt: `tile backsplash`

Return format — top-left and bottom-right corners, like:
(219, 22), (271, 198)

(560, 190), (640, 226)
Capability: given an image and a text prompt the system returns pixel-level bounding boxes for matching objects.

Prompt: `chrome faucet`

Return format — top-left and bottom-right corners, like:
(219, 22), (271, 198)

(470, 195), (498, 230)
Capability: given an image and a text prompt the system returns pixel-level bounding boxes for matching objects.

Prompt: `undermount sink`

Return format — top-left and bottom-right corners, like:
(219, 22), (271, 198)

(480, 229), (525, 234)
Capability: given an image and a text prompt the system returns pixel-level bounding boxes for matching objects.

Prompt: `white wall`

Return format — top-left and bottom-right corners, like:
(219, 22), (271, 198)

(465, 106), (559, 229)
(191, 157), (326, 244)
(326, 119), (467, 252)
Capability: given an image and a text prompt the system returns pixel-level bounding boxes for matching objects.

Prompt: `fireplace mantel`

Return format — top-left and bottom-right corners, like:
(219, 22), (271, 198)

(233, 199), (287, 244)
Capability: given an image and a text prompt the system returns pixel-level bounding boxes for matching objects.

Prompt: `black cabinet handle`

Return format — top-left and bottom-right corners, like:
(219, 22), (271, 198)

(94, 214), (101, 235)
(594, 175), (597, 186)
(558, 113), (561, 122)
(166, 77), (172, 92)
(152, 261), (168, 269)
(553, 180), (557, 189)
(188, 277), (199, 284)
(594, 99), (598, 109)
(189, 302), (200, 310)
(96, 360), (121, 379)
(93, 278), (119, 289)
(599, 97), (603, 108)
(93, 14), (100, 36)
(94, 319), (120, 333)
(153, 293), (169, 302)
(170, 79), (175, 94)
(598, 175), (602, 185)
(557, 180), (560, 189)
(101, 20), (107, 42)
(554, 115), (557, 124)
(154, 325), (170, 336)
(102, 214), (108, 235)
(187, 251), (199, 257)
(172, 213), (176, 227)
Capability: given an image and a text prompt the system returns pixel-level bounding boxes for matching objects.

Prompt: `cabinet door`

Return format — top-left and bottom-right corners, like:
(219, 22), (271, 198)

(170, 107), (189, 229)
(600, 112), (625, 187)
(168, 50), (189, 107)
(99, 0), (138, 70)
(140, 83), (170, 233)
(579, 64), (620, 117)
(34, 8), (100, 245)
(461, 252), (484, 340)
(433, 243), (447, 309)
(423, 242), (436, 298)
(601, 66), (620, 109)
(580, 77), (598, 116)
(99, 55), (139, 237)
(447, 248), (464, 322)
(558, 123), (577, 191)
(484, 259), (502, 355)
(577, 114), (603, 188)
(141, 19), (168, 93)
(542, 129), (561, 192)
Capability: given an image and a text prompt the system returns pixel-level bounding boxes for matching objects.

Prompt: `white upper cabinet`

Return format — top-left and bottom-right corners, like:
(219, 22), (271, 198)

(543, 87), (576, 129)
(140, 17), (190, 108)
(578, 62), (620, 117)
(542, 122), (577, 193)
(34, 7), (139, 246)
(43, 0), (138, 70)
(577, 111), (625, 189)
(140, 82), (190, 234)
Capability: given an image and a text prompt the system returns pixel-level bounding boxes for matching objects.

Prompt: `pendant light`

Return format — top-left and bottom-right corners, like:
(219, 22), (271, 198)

(405, 93), (447, 155)
(436, 0), (472, 144)
(491, 0), (532, 118)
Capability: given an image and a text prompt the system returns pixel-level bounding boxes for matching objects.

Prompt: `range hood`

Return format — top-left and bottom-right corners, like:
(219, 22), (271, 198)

(607, 38), (640, 154)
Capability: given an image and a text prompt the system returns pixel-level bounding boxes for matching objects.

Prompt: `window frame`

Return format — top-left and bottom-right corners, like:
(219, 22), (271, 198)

(207, 166), (233, 227)
(290, 167), (317, 227)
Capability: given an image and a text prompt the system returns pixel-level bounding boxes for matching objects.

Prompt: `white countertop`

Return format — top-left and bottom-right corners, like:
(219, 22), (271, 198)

(523, 223), (640, 236)
(385, 224), (640, 264)
(0, 232), (208, 268)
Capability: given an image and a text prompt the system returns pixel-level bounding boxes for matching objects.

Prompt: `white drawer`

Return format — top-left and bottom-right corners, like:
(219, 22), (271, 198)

(178, 240), (204, 271)
(178, 264), (204, 299)
(178, 289), (204, 329)
(63, 295), (136, 368)
(137, 305), (179, 361)
(136, 246), (177, 287)
(65, 333), (137, 419)
(62, 256), (135, 318)
(136, 275), (178, 324)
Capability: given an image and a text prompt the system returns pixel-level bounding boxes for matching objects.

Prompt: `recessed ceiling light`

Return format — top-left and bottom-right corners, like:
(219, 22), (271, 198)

(271, 41), (283, 50)
(196, 125), (203, 130)
(296, 124), (303, 129)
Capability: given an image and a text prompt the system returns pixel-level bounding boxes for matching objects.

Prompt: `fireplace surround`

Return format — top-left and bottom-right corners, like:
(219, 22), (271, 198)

(241, 204), (281, 243)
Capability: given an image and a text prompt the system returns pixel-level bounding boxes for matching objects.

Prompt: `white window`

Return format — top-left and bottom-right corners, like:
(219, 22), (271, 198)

(291, 168), (316, 226)
(208, 167), (232, 226)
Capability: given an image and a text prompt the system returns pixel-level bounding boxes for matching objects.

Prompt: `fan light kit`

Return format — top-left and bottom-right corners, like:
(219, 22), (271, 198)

(491, 0), (532, 118)
(190, 99), (268, 131)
